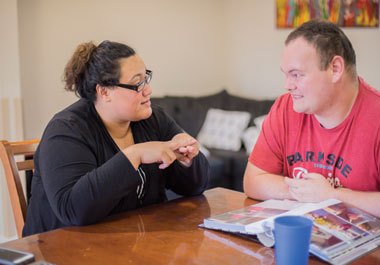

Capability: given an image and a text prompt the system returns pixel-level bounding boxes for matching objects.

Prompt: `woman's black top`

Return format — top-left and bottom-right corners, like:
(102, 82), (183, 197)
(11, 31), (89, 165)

(23, 99), (209, 236)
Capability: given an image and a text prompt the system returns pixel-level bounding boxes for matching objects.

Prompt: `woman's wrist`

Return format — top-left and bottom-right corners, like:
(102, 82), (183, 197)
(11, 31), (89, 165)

(122, 145), (141, 170)
(178, 159), (193, 168)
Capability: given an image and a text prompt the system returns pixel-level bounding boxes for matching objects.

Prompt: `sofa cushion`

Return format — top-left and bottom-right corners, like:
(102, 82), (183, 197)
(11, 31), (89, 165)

(221, 93), (274, 127)
(242, 126), (261, 155)
(231, 155), (249, 191)
(253, 115), (267, 130)
(151, 90), (274, 137)
(197, 108), (251, 151)
(151, 90), (275, 192)
(151, 90), (227, 137)
(207, 155), (232, 189)
(208, 148), (249, 192)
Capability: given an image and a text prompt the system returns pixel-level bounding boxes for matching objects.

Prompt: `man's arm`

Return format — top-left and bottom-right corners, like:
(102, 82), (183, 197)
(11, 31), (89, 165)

(286, 173), (380, 218)
(243, 162), (293, 201)
(333, 189), (380, 218)
(244, 162), (380, 218)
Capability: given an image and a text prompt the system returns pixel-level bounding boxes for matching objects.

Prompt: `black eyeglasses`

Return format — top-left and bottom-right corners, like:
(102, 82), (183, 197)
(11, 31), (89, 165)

(116, 70), (152, 92)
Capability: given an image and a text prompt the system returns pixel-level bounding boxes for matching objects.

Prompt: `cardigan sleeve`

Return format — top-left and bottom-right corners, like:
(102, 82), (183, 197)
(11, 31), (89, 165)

(37, 119), (142, 226)
(151, 107), (210, 196)
(165, 153), (210, 196)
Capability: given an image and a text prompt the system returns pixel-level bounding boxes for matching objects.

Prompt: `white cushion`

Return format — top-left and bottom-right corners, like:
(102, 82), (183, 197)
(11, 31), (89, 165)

(199, 143), (210, 157)
(197, 108), (251, 151)
(253, 115), (267, 130)
(242, 126), (261, 155)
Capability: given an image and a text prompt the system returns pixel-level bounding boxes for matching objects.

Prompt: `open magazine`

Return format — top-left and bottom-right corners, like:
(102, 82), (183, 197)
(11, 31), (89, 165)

(200, 199), (380, 265)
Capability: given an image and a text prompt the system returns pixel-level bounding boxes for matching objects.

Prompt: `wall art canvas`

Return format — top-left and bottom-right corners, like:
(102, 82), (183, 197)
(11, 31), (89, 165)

(276, 0), (379, 28)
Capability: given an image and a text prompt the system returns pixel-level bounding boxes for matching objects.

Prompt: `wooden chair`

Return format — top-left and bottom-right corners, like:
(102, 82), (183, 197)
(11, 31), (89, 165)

(0, 139), (40, 238)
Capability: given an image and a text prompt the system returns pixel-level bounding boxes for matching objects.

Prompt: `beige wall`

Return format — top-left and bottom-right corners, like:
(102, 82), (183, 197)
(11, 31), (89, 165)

(18, 0), (380, 140)
(223, 0), (380, 99)
(0, 0), (23, 242)
(18, 0), (227, 139)
(1, 0), (379, 242)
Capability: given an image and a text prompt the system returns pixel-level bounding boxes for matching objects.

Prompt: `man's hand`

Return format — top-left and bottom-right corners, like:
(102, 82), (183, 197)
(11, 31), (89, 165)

(285, 173), (336, 202)
(244, 164), (380, 218)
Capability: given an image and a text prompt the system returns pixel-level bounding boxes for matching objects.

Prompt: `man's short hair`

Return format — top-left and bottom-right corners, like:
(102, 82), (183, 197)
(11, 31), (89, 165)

(286, 19), (357, 77)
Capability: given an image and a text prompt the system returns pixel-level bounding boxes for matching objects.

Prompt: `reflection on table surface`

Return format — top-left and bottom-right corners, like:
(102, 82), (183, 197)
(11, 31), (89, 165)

(1, 188), (379, 265)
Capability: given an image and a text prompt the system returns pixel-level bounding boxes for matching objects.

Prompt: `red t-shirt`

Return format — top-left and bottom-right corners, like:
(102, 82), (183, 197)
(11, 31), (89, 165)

(249, 77), (380, 191)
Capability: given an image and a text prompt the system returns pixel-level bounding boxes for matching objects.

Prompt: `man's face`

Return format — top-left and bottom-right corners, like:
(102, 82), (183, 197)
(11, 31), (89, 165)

(281, 37), (335, 116)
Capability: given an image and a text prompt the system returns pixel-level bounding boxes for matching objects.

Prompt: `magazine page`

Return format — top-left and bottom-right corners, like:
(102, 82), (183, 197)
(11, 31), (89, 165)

(306, 201), (380, 261)
(245, 199), (340, 234)
(203, 198), (380, 263)
(203, 199), (340, 235)
(244, 199), (341, 248)
(203, 202), (289, 235)
(202, 198), (338, 245)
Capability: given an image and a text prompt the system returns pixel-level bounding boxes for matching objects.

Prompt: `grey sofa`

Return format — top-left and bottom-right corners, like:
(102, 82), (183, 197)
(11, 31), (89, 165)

(151, 90), (275, 193)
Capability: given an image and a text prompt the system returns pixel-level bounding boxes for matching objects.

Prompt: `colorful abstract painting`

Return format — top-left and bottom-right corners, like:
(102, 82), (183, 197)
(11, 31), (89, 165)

(276, 0), (379, 28)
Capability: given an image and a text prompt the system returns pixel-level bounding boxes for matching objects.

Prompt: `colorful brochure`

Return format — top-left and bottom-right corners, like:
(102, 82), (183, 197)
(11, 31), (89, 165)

(201, 199), (380, 265)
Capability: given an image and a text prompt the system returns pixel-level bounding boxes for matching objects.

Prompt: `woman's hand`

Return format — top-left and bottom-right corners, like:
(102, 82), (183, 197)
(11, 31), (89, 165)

(122, 133), (199, 170)
(170, 133), (199, 166)
(123, 141), (178, 170)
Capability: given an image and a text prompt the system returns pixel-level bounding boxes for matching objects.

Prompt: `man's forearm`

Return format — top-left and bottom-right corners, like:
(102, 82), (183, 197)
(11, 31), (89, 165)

(333, 188), (380, 218)
(244, 163), (380, 218)
(244, 170), (292, 201)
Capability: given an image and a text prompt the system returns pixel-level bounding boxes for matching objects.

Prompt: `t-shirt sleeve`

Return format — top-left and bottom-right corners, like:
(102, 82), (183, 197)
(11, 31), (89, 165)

(248, 96), (287, 175)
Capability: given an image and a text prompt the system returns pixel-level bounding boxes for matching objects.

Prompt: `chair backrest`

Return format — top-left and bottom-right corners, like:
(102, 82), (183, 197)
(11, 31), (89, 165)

(0, 139), (40, 238)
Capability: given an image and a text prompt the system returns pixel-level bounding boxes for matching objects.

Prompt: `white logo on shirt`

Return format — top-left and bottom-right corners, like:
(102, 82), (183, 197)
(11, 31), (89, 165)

(292, 167), (308, 179)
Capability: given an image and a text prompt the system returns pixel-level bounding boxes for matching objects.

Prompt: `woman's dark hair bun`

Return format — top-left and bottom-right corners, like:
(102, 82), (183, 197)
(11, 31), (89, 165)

(62, 40), (136, 101)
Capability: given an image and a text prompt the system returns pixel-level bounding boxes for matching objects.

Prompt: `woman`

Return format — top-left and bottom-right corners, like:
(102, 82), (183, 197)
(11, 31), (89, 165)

(23, 41), (209, 236)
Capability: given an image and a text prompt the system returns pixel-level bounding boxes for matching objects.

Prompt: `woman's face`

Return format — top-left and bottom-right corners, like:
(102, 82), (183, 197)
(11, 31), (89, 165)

(108, 55), (153, 122)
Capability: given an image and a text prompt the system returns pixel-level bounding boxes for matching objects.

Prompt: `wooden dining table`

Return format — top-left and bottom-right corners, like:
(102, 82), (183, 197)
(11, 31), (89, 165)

(1, 187), (380, 265)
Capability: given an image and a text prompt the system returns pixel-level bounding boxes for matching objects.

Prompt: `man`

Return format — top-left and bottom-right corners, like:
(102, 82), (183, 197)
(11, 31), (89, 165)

(244, 19), (380, 217)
